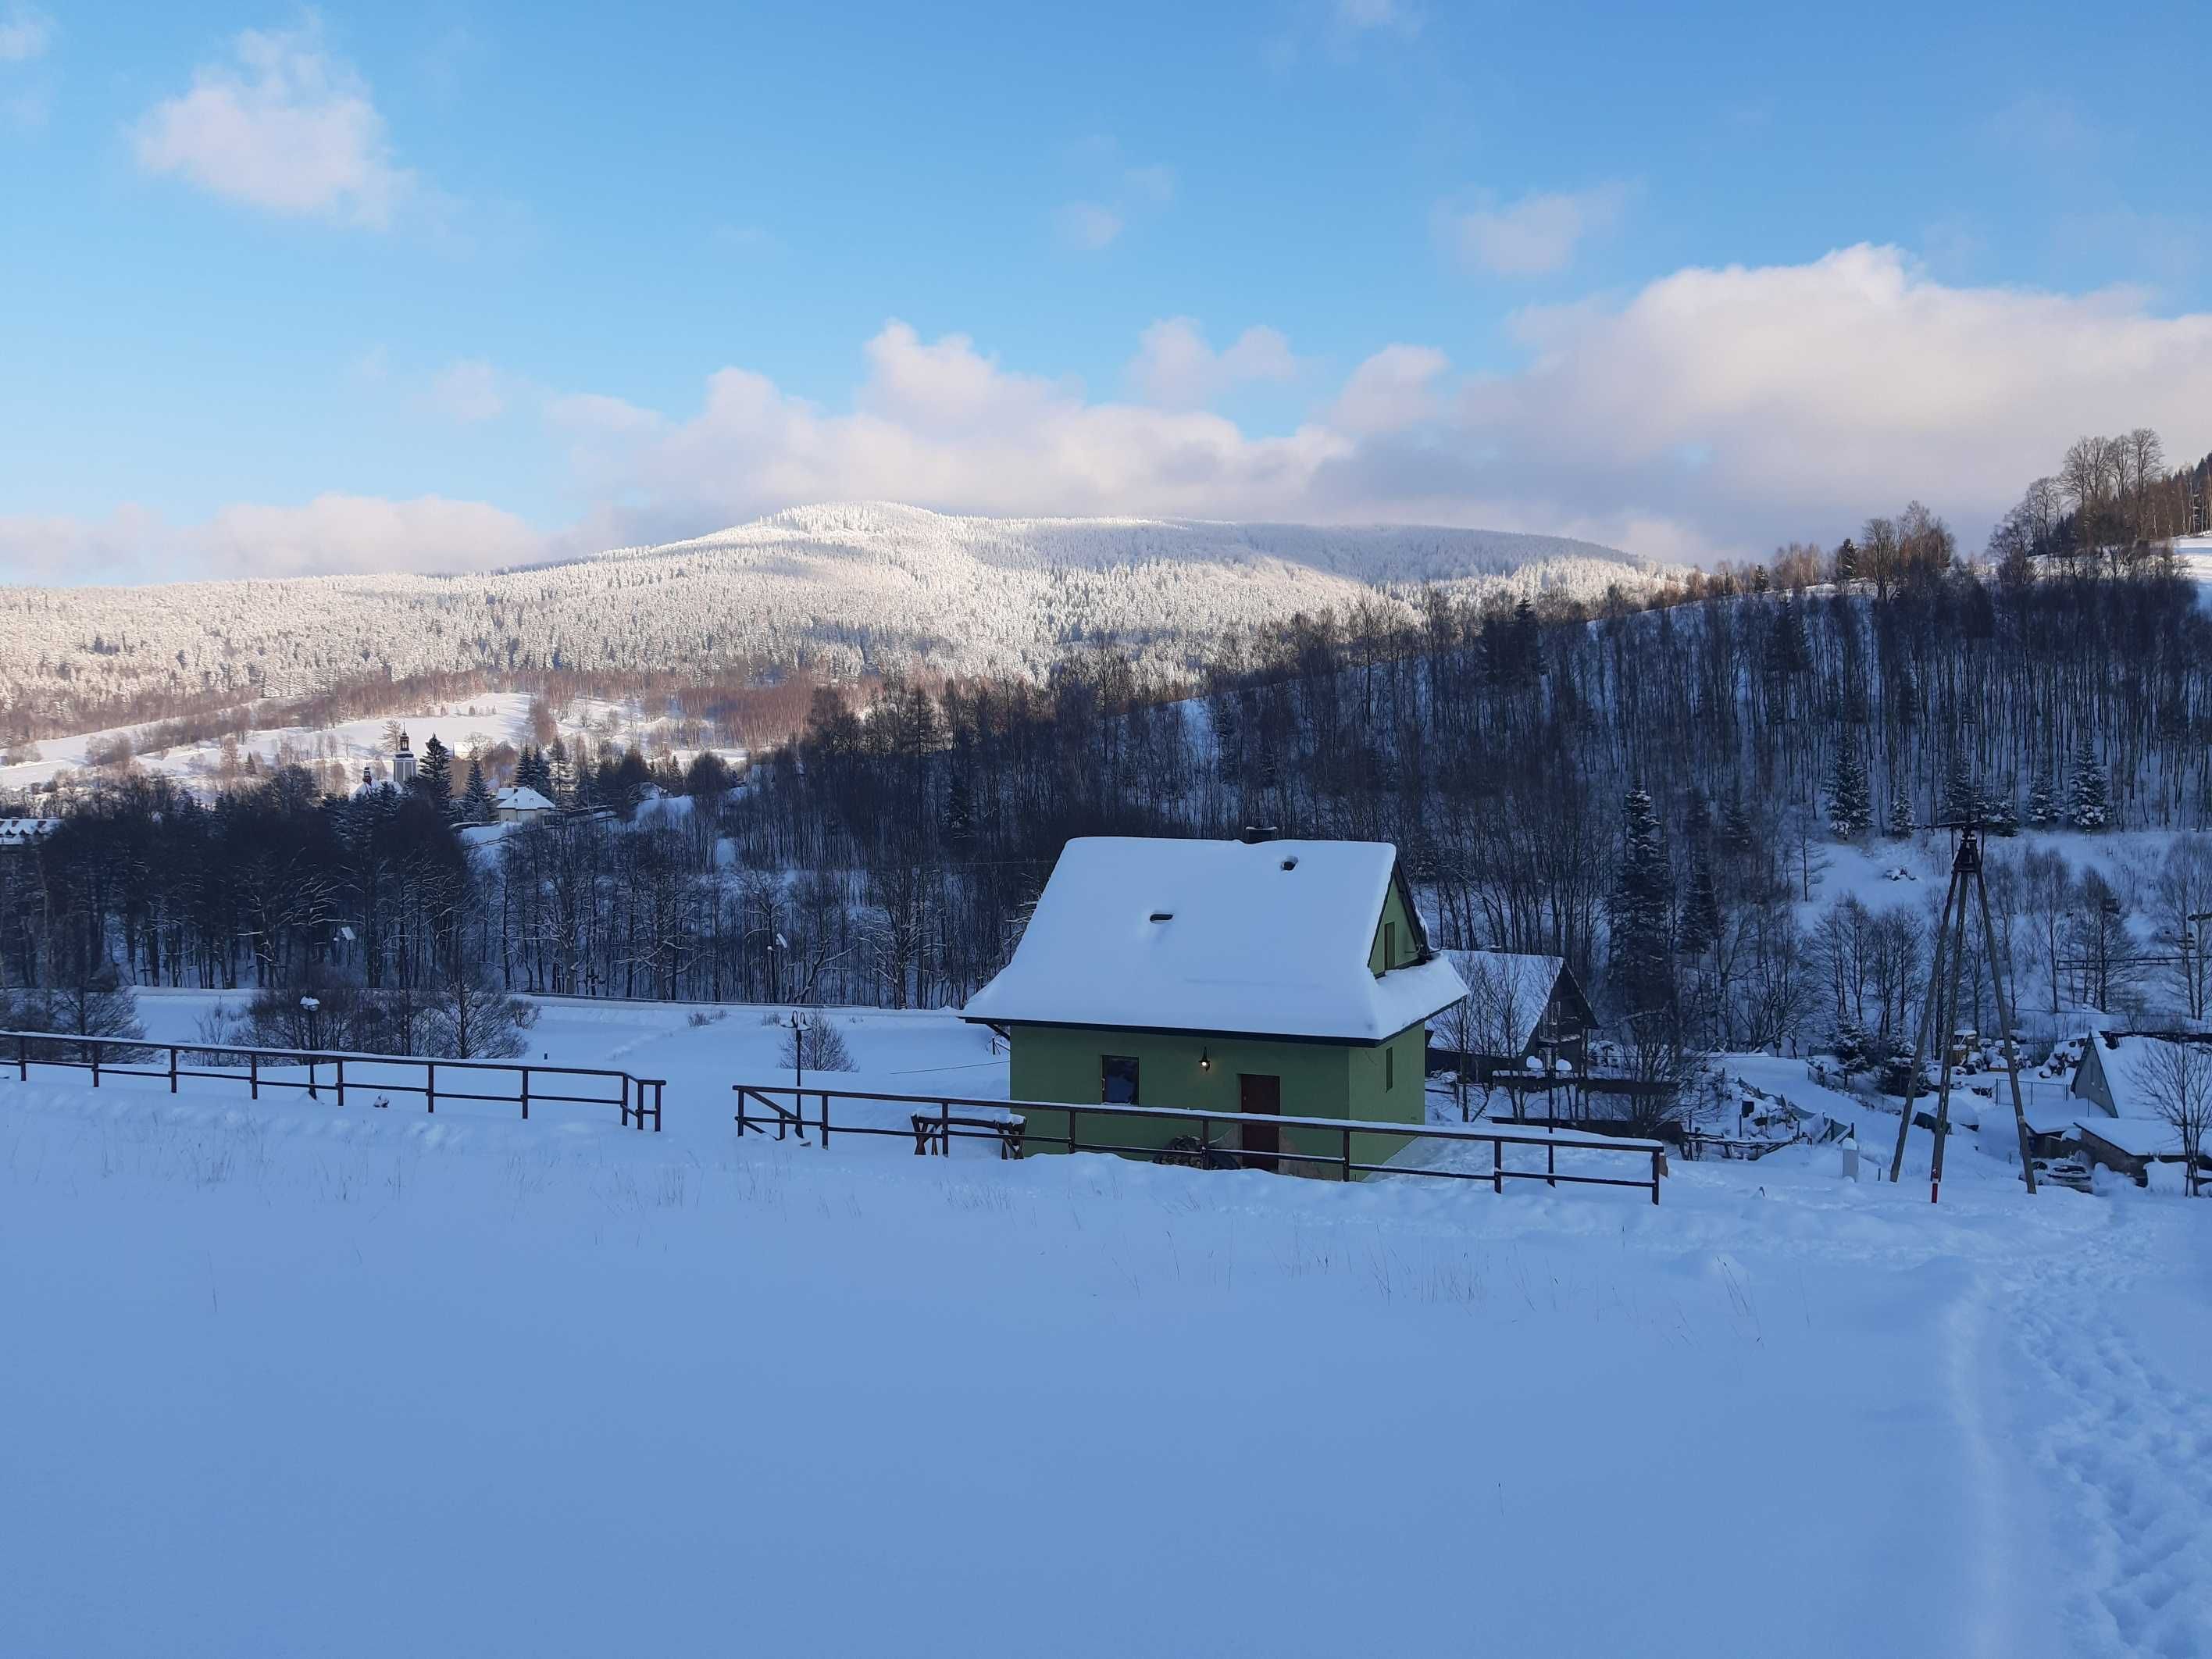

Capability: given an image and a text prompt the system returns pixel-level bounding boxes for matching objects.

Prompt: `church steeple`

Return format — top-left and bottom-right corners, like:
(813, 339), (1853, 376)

(392, 729), (417, 785)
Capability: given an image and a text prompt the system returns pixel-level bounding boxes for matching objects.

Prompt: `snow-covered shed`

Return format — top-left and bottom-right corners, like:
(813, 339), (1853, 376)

(962, 836), (1465, 1169)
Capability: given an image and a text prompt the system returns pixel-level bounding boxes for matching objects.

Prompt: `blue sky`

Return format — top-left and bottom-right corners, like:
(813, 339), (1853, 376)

(2, 1), (2209, 583)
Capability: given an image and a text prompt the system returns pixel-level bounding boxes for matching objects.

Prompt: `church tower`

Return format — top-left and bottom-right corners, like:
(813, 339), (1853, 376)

(392, 730), (417, 786)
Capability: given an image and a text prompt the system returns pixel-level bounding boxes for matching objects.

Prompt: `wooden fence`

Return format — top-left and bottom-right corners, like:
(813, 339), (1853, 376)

(2, 1030), (664, 1132)
(733, 1085), (1665, 1202)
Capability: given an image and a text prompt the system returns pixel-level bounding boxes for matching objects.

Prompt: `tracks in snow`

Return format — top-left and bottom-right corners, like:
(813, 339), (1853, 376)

(2006, 1214), (2212, 1657)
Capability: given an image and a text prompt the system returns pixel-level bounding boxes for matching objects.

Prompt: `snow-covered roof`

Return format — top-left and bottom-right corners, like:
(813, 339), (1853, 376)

(0, 817), (60, 845)
(2077, 1116), (2189, 1160)
(1442, 950), (1571, 1053)
(494, 786), (555, 812)
(962, 837), (1466, 1044)
(2078, 1033), (2210, 1119)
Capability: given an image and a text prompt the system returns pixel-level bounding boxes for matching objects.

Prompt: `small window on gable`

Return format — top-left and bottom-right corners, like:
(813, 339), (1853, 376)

(1101, 1055), (1140, 1104)
(1382, 920), (1397, 969)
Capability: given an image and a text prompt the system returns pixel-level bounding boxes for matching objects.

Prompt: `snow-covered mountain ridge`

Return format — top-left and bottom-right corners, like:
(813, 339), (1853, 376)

(0, 502), (1684, 712)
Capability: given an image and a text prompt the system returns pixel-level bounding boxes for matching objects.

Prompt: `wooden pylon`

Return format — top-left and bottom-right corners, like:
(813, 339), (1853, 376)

(1886, 824), (2039, 1200)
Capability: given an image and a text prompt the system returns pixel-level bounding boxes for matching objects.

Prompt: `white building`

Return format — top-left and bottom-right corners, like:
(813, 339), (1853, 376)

(493, 785), (557, 824)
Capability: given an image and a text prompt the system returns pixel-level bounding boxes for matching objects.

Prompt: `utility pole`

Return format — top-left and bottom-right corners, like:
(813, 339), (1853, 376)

(1887, 822), (2039, 1200)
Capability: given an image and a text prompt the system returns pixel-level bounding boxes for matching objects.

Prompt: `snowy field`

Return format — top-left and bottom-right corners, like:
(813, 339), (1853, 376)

(0, 692), (745, 798)
(3, 999), (2209, 1657)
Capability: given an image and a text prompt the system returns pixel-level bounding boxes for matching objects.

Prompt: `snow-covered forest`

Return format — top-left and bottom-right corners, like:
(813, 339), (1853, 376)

(0, 503), (1678, 742)
(5, 437), (2210, 1094)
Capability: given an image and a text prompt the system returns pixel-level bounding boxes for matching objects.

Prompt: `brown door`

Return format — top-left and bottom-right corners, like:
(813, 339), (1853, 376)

(1240, 1074), (1281, 1170)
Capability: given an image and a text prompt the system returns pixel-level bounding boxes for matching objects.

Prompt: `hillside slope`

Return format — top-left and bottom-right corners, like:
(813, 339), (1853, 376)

(0, 503), (1681, 717)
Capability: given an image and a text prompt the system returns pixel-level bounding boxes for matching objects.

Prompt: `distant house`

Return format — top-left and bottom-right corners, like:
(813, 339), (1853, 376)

(1429, 950), (1594, 1084)
(962, 835), (1466, 1172)
(2070, 1031), (2210, 1118)
(2065, 1032), (2212, 1186)
(493, 785), (558, 825)
(0, 817), (60, 852)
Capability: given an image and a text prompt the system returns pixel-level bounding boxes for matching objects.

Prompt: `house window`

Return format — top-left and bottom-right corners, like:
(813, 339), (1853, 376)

(1382, 921), (1397, 969)
(1386, 1044), (1396, 1090)
(1101, 1055), (1140, 1104)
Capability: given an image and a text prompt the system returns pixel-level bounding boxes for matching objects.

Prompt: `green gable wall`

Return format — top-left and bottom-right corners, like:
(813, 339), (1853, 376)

(1005, 1022), (1428, 1176)
(1369, 878), (1418, 975)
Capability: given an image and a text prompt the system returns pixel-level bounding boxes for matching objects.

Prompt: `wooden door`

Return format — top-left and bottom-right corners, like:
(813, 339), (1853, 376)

(1240, 1074), (1281, 1170)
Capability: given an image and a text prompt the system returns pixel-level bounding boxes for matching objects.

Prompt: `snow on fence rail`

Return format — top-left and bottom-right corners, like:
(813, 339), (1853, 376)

(0, 1030), (665, 1132)
(733, 1085), (1666, 1202)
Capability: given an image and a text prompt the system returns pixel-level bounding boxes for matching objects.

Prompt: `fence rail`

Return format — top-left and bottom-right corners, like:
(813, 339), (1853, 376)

(2, 1029), (664, 1132)
(733, 1085), (1664, 1202)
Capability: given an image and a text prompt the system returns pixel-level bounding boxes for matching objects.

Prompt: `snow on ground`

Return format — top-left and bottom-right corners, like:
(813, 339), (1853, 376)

(0, 693), (747, 798)
(3, 1001), (2209, 1657)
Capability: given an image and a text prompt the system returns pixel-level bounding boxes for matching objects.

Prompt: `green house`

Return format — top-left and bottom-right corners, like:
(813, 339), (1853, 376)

(962, 835), (1467, 1172)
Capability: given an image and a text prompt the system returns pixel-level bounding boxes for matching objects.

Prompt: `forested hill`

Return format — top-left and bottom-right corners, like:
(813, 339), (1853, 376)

(0, 502), (1676, 739)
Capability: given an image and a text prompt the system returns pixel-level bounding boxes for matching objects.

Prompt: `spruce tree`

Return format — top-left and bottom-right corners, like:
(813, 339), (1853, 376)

(516, 745), (551, 794)
(2068, 736), (2108, 830)
(1825, 744), (1871, 841)
(1833, 537), (1859, 583)
(414, 733), (454, 813)
(459, 756), (494, 823)
(1608, 784), (1675, 1015)
(1940, 758), (1980, 826)
(1885, 792), (1914, 839)
(2025, 761), (2059, 829)
(1985, 781), (2020, 837)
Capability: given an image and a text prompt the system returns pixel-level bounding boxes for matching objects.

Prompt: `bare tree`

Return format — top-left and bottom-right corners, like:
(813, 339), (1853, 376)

(1436, 953), (1534, 1121)
(2136, 1040), (2211, 1197)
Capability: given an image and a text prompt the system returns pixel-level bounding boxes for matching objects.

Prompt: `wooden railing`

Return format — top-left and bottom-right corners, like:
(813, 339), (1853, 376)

(733, 1085), (1665, 1202)
(2, 1030), (663, 1132)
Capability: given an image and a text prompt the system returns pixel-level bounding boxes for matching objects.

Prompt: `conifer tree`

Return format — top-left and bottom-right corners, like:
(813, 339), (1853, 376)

(414, 733), (454, 813)
(1608, 783), (1675, 1015)
(2068, 736), (2109, 830)
(1940, 757), (1980, 826)
(1825, 744), (1871, 840)
(2025, 762), (2059, 829)
(459, 756), (494, 823)
(1885, 792), (1914, 839)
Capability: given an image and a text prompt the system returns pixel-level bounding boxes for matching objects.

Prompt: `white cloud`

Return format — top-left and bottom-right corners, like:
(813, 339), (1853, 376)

(0, 496), (545, 584)
(1129, 319), (1298, 409)
(1335, 0), (1418, 32)
(1447, 244), (2212, 542)
(1122, 163), (1177, 205)
(1054, 201), (1124, 251)
(427, 359), (506, 423)
(191, 494), (543, 576)
(16, 248), (2212, 583)
(0, 5), (52, 62)
(131, 23), (416, 228)
(1436, 184), (1629, 277)
(1329, 344), (1448, 434)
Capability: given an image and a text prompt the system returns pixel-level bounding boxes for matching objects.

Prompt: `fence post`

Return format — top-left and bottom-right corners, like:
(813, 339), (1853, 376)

(1547, 1136), (1556, 1189)
(734, 1086), (747, 1135)
(169, 1044), (178, 1094)
(16, 1033), (25, 1082)
(337, 1056), (345, 1107)
(938, 1100), (950, 1158)
(653, 1081), (663, 1133)
(1492, 1136), (1502, 1195)
(250, 1051), (259, 1101)
(426, 1061), (436, 1115)
(520, 1067), (530, 1122)
(91, 1040), (101, 1088)
(1651, 1147), (1662, 1206)
(1341, 1125), (1353, 1183)
(306, 1057), (316, 1101)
